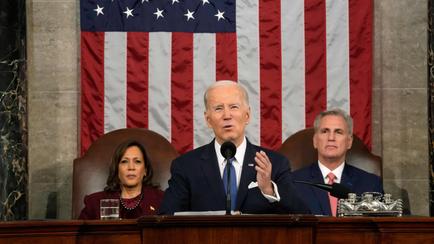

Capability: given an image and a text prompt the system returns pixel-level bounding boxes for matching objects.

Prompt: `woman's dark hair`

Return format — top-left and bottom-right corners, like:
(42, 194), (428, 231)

(104, 140), (154, 191)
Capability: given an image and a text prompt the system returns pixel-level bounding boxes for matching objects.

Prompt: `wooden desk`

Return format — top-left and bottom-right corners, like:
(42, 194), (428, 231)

(138, 215), (316, 244)
(317, 216), (434, 244)
(0, 219), (140, 244)
(0, 216), (434, 244)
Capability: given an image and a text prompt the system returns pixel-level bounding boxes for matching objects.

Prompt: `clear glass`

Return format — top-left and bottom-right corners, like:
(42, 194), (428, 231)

(100, 199), (120, 220)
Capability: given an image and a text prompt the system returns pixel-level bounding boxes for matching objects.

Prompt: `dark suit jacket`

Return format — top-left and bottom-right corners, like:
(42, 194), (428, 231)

(292, 163), (383, 215)
(79, 186), (164, 219)
(158, 139), (309, 215)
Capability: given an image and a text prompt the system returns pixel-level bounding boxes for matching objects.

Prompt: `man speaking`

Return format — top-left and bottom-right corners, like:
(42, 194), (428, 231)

(159, 80), (308, 215)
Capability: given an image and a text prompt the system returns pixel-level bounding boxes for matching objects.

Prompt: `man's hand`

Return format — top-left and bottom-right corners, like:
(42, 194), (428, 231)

(254, 150), (274, 196)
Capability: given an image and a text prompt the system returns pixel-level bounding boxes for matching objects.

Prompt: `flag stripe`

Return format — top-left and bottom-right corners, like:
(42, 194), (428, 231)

(148, 32), (171, 140)
(193, 34), (215, 148)
(259, 0), (283, 149)
(216, 33), (238, 81)
(281, 0), (306, 140)
(171, 33), (194, 153)
(349, 0), (373, 147)
(326, 0), (350, 112)
(80, 32), (105, 155)
(104, 32), (127, 132)
(304, 0), (327, 127)
(127, 32), (149, 128)
(237, 0), (260, 146)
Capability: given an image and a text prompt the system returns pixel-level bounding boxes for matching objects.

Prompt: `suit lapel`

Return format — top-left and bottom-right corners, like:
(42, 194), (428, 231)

(309, 164), (332, 215)
(200, 141), (226, 202)
(340, 164), (355, 191)
(236, 141), (257, 209)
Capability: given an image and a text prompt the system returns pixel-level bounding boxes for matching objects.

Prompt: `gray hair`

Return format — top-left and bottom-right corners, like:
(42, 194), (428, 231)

(203, 80), (250, 109)
(313, 108), (353, 135)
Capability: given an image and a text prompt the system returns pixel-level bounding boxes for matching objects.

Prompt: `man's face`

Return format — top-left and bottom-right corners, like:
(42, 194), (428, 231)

(313, 115), (353, 165)
(204, 84), (250, 146)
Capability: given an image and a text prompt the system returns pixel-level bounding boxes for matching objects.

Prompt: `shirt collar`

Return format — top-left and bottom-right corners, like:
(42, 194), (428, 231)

(214, 137), (247, 165)
(318, 160), (345, 183)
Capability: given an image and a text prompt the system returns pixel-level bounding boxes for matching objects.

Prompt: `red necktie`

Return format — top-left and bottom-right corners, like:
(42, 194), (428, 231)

(327, 172), (337, 216)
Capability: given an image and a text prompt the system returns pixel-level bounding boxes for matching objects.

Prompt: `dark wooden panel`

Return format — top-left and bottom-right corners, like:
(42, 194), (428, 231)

(138, 215), (316, 244)
(374, 217), (434, 244)
(316, 217), (379, 244)
(0, 216), (434, 243)
(316, 217), (434, 244)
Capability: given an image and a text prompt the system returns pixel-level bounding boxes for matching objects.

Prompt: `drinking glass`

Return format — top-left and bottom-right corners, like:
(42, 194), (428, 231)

(100, 199), (120, 220)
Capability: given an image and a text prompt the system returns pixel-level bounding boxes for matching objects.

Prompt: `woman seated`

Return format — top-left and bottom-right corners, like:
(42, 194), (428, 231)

(79, 140), (164, 219)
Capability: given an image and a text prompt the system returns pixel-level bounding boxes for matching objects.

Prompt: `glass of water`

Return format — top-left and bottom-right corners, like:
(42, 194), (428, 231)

(100, 199), (120, 220)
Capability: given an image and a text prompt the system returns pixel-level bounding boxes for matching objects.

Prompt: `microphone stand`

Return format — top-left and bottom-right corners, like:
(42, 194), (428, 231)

(225, 158), (231, 215)
(220, 141), (237, 215)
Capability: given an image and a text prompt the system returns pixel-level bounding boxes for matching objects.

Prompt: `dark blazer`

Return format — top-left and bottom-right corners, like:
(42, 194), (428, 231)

(158, 139), (309, 215)
(292, 163), (383, 216)
(79, 186), (164, 219)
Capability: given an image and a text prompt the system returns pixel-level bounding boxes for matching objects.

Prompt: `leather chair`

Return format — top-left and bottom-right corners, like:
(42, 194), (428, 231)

(278, 128), (382, 176)
(72, 128), (179, 219)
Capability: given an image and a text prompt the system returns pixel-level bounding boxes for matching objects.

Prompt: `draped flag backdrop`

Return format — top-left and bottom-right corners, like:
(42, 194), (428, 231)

(80, 0), (373, 155)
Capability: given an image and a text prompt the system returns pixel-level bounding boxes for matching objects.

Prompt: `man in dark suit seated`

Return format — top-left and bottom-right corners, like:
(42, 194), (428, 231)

(292, 108), (383, 216)
(159, 80), (309, 215)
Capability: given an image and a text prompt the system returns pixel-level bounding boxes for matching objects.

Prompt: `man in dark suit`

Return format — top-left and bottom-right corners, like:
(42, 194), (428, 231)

(159, 80), (309, 215)
(292, 108), (383, 216)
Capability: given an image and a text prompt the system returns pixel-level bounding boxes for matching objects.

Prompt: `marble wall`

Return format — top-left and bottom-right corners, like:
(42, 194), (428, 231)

(25, 0), (429, 219)
(27, 0), (78, 219)
(429, 0), (434, 216)
(373, 0), (428, 215)
(0, 0), (27, 220)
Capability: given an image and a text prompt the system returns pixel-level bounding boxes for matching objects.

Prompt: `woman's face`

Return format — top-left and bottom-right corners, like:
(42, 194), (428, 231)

(118, 145), (147, 191)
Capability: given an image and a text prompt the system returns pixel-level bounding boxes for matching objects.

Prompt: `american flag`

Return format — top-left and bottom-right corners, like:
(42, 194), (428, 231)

(80, 0), (372, 155)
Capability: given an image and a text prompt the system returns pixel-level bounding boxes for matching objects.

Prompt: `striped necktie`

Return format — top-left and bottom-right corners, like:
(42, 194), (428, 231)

(327, 172), (337, 216)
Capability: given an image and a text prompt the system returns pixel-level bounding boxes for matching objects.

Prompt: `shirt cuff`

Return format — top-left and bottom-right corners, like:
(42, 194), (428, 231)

(261, 181), (281, 202)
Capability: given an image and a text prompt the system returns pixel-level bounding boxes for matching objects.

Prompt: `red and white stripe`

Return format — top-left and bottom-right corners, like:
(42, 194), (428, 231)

(80, 0), (372, 155)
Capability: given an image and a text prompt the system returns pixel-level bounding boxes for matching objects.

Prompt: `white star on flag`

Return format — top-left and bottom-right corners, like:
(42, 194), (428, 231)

(154, 8), (164, 19)
(202, 0), (210, 5)
(184, 9), (195, 21)
(172, 0), (179, 4)
(123, 7), (134, 18)
(94, 4), (104, 16)
(214, 10), (225, 21)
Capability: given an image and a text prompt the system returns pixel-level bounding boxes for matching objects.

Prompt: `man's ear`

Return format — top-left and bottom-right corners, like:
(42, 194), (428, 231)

(347, 134), (353, 149)
(245, 106), (251, 124)
(313, 133), (318, 149)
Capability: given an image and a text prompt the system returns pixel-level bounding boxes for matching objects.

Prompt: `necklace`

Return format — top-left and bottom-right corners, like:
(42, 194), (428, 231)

(120, 193), (143, 211)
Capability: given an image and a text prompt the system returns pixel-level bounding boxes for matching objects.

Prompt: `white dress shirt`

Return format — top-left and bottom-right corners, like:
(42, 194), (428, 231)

(318, 161), (345, 184)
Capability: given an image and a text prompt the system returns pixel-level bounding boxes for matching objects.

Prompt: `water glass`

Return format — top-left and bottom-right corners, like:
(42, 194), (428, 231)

(100, 199), (120, 220)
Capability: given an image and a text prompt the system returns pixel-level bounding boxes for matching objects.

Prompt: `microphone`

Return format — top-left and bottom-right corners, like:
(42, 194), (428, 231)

(293, 180), (351, 199)
(220, 141), (236, 159)
(220, 141), (236, 215)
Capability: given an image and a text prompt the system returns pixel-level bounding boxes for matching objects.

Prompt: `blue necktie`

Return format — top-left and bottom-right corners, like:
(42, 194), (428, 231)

(223, 158), (237, 210)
